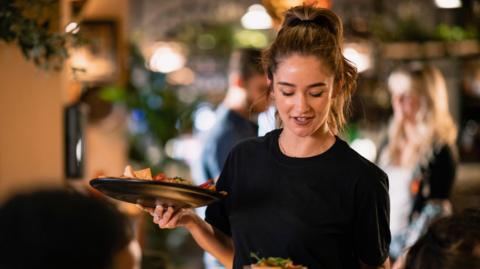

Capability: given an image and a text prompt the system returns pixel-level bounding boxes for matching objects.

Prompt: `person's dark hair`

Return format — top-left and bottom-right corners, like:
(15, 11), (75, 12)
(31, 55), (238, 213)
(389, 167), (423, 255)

(0, 189), (133, 269)
(262, 5), (357, 134)
(229, 47), (264, 81)
(405, 208), (480, 269)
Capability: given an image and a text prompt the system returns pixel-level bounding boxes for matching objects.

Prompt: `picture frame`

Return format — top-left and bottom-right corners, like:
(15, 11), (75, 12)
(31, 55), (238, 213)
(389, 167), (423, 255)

(71, 20), (118, 84)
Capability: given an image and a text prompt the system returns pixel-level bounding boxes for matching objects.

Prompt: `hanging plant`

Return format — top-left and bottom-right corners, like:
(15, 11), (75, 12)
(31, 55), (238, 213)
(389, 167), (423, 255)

(0, 0), (72, 70)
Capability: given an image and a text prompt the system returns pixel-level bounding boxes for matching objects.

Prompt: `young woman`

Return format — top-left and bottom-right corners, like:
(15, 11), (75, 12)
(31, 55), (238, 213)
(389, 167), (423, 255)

(377, 64), (458, 266)
(148, 5), (391, 269)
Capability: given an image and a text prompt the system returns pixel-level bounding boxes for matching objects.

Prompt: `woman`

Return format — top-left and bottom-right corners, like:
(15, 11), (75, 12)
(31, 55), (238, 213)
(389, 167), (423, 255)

(377, 64), (458, 265)
(149, 5), (391, 269)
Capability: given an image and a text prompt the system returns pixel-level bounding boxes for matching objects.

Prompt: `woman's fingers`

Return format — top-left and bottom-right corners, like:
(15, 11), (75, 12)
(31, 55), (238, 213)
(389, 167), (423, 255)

(159, 207), (175, 226)
(151, 206), (163, 224)
(148, 206), (193, 229)
(154, 205), (165, 217)
(163, 209), (185, 228)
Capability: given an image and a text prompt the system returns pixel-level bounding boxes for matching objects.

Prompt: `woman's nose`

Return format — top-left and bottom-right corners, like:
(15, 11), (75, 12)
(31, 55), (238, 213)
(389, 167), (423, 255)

(293, 94), (310, 112)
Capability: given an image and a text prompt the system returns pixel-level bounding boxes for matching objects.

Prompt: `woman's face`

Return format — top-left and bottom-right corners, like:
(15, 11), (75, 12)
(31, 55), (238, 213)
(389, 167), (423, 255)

(271, 54), (335, 138)
(391, 88), (422, 123)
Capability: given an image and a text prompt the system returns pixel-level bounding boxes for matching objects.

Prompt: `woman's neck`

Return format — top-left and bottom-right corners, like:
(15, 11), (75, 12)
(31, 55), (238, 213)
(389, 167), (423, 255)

(279, 127), (335, 158)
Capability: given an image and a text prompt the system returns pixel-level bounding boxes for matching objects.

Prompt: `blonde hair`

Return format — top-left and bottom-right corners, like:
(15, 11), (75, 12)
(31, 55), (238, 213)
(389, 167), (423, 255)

(382, 65), (457, 167)
(261, 5), (357, 135)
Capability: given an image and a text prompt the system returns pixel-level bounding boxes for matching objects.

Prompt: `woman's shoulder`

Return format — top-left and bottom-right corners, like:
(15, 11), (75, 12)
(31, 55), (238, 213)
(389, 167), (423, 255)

(433, 143), (456, 159)
(228, 129), (278, 156)
(335, 138), (389, 185)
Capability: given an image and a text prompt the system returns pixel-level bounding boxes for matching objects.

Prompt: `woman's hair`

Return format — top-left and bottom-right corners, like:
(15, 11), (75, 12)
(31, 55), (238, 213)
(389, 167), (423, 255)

(382, 64), (458, 167)
(261, 5), (357, 135)
(405, 208), (480, 269)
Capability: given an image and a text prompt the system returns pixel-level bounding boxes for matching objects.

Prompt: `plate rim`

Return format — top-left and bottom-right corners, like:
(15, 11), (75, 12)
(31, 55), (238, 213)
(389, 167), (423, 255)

(89, 177), (225, 199)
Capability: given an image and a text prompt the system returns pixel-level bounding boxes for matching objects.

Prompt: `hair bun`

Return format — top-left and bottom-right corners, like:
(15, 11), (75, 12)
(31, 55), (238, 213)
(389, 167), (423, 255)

(282, 5), (340, 37)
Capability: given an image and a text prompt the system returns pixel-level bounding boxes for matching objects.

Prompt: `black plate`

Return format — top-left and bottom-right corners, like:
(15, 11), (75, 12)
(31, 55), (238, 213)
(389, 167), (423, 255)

(90, 177), (225, 208)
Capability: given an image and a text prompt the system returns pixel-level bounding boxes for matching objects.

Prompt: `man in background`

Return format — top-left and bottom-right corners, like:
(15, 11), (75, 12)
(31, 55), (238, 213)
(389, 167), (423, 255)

(195, 48), (268, 269)
(199, 48), (268, 183)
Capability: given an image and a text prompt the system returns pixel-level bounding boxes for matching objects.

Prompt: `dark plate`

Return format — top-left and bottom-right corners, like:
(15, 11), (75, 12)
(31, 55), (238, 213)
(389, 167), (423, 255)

(90, 177), (225, 208)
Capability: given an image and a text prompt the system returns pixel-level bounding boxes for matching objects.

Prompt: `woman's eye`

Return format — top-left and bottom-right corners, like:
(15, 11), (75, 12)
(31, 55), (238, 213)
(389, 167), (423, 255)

(280, 90), (294, 96)
(310, 91), (323, 97)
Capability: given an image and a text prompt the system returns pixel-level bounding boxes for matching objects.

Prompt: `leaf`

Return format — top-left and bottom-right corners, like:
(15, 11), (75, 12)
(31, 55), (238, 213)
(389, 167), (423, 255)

(99, 86), (127, 102)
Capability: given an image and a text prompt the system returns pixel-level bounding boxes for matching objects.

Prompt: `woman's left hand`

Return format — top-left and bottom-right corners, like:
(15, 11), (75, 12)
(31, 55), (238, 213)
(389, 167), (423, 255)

(144, 205), (196, 229)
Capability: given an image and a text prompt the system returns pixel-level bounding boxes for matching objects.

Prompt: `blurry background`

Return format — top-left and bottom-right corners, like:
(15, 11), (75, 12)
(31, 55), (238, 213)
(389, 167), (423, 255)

(1, 0), (479, 268)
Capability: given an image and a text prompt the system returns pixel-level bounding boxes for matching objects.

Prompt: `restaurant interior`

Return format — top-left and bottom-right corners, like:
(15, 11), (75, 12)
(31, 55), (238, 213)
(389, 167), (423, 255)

(1, 0), (479, 268)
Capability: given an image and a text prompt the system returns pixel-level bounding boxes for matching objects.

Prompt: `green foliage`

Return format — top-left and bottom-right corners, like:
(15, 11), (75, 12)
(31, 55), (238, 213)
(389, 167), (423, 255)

(371, 16), (477, 43)
(0, 0), (71, 70)
(371, 16), (433, 42)
(100, 44), (197, 169)
(435, 23), (478, 41)
(168, 23), (234, 56)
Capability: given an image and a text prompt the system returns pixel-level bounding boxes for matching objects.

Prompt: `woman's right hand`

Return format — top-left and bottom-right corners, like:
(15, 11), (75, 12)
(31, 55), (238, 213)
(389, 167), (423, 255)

(145, 205), (197, 229)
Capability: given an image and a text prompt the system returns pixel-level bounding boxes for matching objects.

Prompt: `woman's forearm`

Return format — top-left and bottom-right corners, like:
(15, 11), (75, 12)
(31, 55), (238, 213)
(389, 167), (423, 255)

(186, 215), (234, 268)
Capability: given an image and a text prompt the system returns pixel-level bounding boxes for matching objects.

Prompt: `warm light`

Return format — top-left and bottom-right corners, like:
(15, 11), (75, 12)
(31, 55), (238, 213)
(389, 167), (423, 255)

(343, 43), (372, 73)
(241, 4), (272, 30)
(70, 47), (115, 82)
(388, 71), (412, 94)
(65, 22), (80, 34)
(194, 105), (216, 132)
(434, 0), (462, 8)
(350, 138), (377, 162)
(148, 43), (186, 73)
(166, 67), (195, 85)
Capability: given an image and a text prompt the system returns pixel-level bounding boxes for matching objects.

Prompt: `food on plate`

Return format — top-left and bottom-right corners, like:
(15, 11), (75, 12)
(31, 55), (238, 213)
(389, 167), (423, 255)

(121, 165), (193, 185)
(116, 165), (226, 195)
(122, 165), (135, 178)
(198, 178), (216, 191)
(133, 168), (152, 180)
(250, 253), (306, 269)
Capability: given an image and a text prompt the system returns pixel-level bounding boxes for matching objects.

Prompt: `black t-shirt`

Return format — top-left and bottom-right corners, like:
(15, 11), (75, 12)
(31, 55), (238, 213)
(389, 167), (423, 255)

(205, 129), (391, 269)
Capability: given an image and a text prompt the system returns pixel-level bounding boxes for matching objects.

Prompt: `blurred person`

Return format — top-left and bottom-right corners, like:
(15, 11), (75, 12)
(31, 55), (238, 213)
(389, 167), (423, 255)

(198, 47), (268, 183)
(196, 47), (268, 269)
(404, 208), (480, 269)
(376, 64), (458, 265)
(148, 5), (391, 269)
(0, 189), (141, 269)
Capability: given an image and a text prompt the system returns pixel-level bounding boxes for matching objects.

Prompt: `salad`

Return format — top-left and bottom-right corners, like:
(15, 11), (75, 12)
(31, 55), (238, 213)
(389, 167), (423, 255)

(250, 253), (306, 269)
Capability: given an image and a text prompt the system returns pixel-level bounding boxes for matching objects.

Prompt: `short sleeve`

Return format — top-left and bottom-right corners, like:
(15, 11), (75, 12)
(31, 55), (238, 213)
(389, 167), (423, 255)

(353, 171), (391, 266)
(205, 152), (233, 236)
(428, 145), (457, 199)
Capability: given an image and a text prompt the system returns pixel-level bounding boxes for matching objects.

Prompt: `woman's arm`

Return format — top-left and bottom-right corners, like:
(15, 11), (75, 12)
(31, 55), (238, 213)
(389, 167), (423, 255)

(186, 213), (234, 268)
(150, 206), (234, 268)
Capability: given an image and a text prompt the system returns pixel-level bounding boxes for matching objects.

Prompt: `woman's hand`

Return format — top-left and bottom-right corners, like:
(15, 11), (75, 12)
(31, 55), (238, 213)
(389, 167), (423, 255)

(145, 206), (196, 230)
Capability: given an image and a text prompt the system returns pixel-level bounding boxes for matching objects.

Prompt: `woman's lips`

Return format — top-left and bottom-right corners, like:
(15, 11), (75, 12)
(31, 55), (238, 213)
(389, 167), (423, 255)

(292, 116), (313, 126)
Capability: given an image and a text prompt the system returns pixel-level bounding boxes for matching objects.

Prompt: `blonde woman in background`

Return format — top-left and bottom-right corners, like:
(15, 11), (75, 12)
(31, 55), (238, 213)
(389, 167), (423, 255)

(377, 64), (458, 268)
